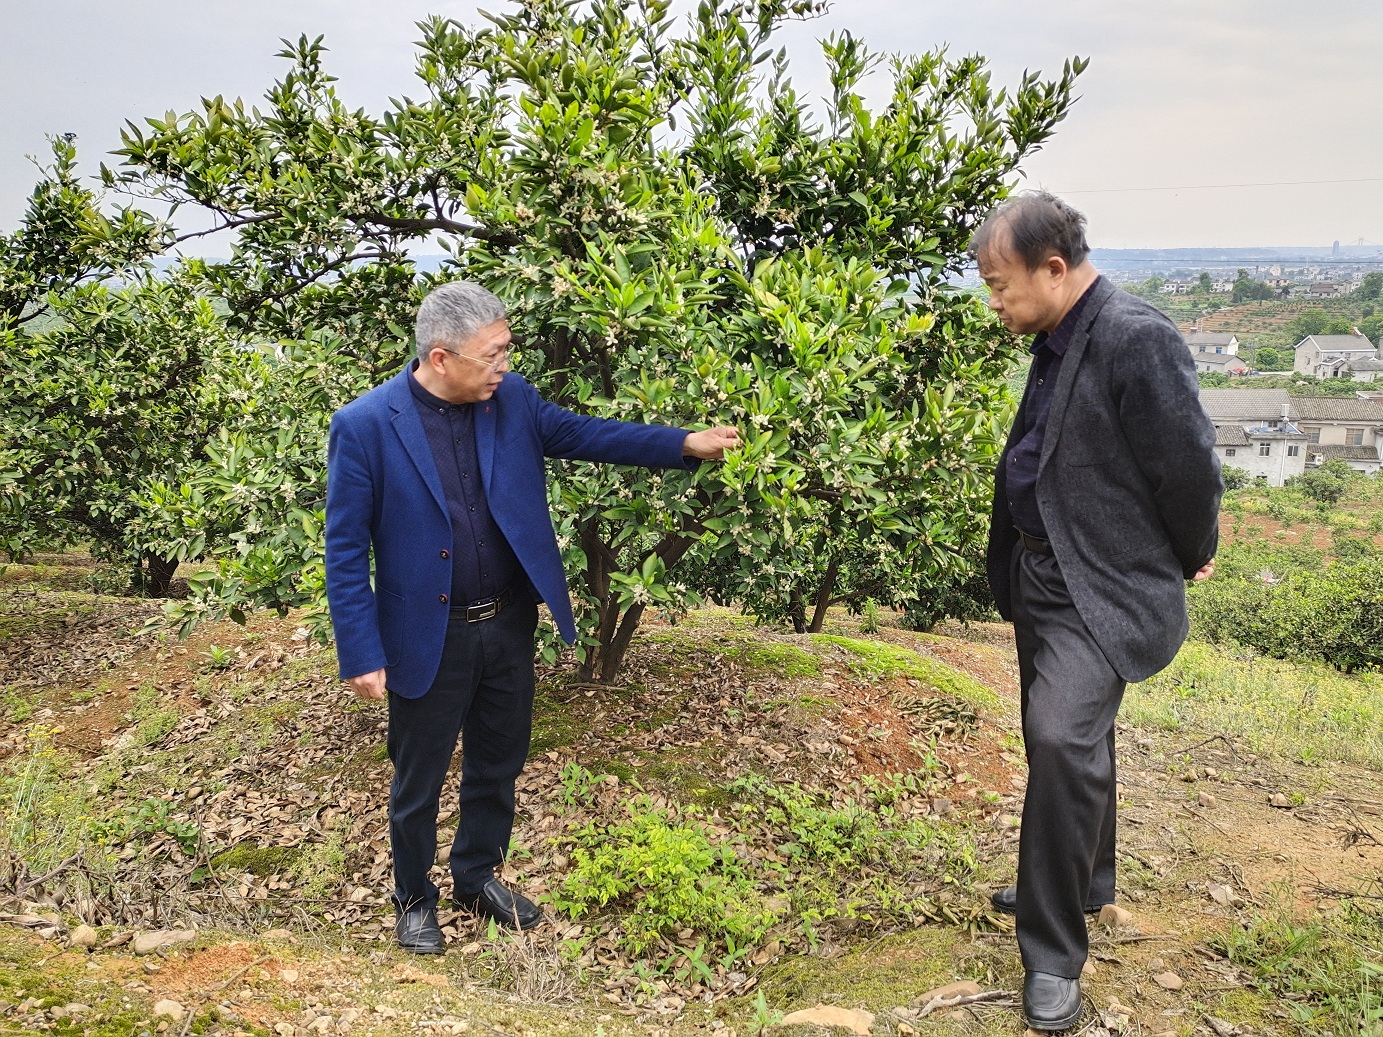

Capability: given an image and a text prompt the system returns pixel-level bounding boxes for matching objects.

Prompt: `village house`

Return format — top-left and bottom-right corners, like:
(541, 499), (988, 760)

(1191, 352), (1251, 376)
(1293, 333), (1380, 380)
(1199, 389), (1383, 480)
(1309, 282), (1343, 298)
(1198, 389), (1307, 485)
(1184, 331), (1240, 355)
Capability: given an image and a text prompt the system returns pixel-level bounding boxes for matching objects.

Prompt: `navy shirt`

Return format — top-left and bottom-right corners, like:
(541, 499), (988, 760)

(408, 363), (521, 605)
(1003, 280), (1100, 539)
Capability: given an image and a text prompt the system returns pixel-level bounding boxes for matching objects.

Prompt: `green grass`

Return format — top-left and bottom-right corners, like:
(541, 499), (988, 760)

(808, 634), (999, 709)
(1127, 641), (1383, 768)
(645, 630), (821, 678)
(1210, 895), (1383, 1035)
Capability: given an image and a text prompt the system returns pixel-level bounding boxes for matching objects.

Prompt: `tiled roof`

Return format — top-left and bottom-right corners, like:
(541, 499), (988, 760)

(1291, 397), (1383, 422)
(1313, 444), (1381, 461)
(1215, 425), (1251, 446)
(1198, 388), (1290, 421)
(1192, 352), (1250, 368)
(1185, 332), (1238, 347)
(1300, 334), (1374, 352)
(1348, 358), (1383, 371)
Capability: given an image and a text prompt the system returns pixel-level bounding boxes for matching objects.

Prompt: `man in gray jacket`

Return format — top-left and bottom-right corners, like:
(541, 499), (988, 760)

(973, 193), (1221, 1030)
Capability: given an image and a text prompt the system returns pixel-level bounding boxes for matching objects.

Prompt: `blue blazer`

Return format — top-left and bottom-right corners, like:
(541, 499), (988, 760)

(324, 368), (693, 698)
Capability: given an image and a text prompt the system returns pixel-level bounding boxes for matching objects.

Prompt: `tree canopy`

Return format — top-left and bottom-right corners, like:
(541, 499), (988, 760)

(3, 0), (1084, 678)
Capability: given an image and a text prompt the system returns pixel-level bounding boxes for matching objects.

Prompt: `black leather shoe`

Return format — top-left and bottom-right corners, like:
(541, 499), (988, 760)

(990, 886), (1108, 915)
(455, 879), (543, 930)
(395, 903), (444, 954)
(1023, 972), (1082, 1031)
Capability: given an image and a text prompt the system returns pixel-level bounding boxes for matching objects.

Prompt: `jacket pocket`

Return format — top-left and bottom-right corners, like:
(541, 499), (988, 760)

(376, 587), (405, 668)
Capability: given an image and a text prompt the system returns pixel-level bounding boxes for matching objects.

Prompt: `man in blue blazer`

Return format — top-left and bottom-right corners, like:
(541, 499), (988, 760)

(325, 280), (739, 953)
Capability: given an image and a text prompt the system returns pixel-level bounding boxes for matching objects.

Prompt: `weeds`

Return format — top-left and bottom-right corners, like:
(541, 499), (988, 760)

(1212, 896), (1383, 1035)
(1128, 641), (1383, 768)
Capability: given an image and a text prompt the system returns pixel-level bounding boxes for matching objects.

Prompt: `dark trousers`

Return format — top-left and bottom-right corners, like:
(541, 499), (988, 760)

(386, 599), (538, 911)
(1010, 543), (1123, 977)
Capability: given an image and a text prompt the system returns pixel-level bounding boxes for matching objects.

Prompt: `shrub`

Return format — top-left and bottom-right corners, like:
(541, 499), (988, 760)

(553, 795), (775, 955)
(1190, 556), (1383, 672)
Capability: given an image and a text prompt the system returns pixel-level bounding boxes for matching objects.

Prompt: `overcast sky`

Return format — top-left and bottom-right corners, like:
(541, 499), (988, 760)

(3, 0), (1380, 249)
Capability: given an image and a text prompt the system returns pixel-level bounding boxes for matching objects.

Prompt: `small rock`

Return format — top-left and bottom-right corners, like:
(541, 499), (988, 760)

(778, 1005), (874, 1035)
(898, 1025), (915, 1036)
(1205, 1018), (1242, 1037)
(1198, 791), (1217, 808)
(1098, 904), (1134, 927)
(1179, 771), (1196, 782)
(1208, 883), (1246, 908)
(1269, 793), (1291, 808)
(68, 925), (99, 950)
(1082, 960), (1097, 976)
(280, 969), (300, 984)
(274, 1023), (296, 1037)
(152, 1000), (184, 1022)
(1153, 971), (1184, 990)
(912, 980), (982, 1004)
(1107, 998), (1134, 1015)
(133, 929), (196, 955)
(1205, 767), (1219, 778)
(929, 798), (953, 816)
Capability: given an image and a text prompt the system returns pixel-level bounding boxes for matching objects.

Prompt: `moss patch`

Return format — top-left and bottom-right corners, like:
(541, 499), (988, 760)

(644, 630), (820, 679)
(750, 927), (961, 1012)
(211, 841), (303, 876)
(809, 634), (999, 708)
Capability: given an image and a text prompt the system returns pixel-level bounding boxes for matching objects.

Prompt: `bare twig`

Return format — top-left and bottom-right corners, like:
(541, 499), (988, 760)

(914, 988), (1010, 1018)
(1168, 733), (1240, 761)
(15, 853), (81, 896)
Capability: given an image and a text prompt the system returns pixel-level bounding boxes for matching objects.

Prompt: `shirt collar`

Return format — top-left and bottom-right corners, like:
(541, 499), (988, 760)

(407, 359), (468, 413)
(1031, 277), (1101, 358)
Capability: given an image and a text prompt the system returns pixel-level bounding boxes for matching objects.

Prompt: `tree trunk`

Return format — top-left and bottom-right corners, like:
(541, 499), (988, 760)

(806, 557), (840, 634)
(788, 586), (807, 634)
(141, 553), (180, 598)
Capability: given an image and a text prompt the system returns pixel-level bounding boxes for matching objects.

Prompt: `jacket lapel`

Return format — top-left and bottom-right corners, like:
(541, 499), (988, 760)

(387, 369), (449, 517)
(1037, 277), (1117, 476)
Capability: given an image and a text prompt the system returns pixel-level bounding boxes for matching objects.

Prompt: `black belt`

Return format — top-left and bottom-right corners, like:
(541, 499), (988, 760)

(1017, 529), (1054, 555)
(450, 588), (512, 622)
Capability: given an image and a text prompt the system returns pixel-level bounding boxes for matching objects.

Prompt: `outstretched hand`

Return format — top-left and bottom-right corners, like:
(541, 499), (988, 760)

(1191, 560), (1215, 582)
(683, 426), (742, 460)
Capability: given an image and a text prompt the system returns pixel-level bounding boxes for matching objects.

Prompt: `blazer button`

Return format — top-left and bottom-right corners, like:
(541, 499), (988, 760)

(439, 594), (449, 604)
(440, 550), (450, 559)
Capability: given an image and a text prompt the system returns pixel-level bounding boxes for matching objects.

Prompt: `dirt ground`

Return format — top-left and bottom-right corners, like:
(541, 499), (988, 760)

(1, 569), (1379, 1037)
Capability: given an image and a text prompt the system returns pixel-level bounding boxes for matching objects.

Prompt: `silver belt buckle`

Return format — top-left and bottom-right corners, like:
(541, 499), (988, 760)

(467, 599), (499, 622)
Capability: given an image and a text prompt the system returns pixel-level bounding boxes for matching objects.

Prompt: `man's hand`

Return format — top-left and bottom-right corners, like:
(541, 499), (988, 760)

(1191, 560), (1215, 582)
(682, 426), (742, 460)
(347, 668), (387, 701)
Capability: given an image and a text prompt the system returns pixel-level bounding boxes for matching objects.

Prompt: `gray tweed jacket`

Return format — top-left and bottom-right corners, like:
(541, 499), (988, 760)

(986, 276), (1222, 683)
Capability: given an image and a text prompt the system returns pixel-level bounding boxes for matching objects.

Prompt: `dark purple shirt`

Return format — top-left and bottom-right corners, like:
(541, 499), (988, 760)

(1003, 280), (1100, 539)
(408, 363), (520, 605)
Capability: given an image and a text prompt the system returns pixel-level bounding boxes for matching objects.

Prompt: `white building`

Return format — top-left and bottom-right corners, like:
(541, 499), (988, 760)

(1198, 389), (1307, 485)
(1294, 333), (1379, 380)
(1184, 332), (1240, 356)
(1199, 389), (1383, 479)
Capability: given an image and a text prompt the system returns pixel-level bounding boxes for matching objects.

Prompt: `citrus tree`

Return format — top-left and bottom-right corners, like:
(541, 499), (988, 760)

(0, 273), (238, 592)
(0, 137), (161, 331)
(107, 0), (1082, 679)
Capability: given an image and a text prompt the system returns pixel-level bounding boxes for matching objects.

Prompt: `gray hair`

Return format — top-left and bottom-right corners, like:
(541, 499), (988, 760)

(414, 281), (508, 361)
(970, 191), (1090, 271)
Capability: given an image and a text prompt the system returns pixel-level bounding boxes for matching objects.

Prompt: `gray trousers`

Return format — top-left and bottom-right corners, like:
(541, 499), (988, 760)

(1011, 543), (1123, 977)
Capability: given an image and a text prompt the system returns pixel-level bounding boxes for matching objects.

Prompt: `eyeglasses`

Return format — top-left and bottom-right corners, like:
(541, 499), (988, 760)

(439, 346), (511, 373)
